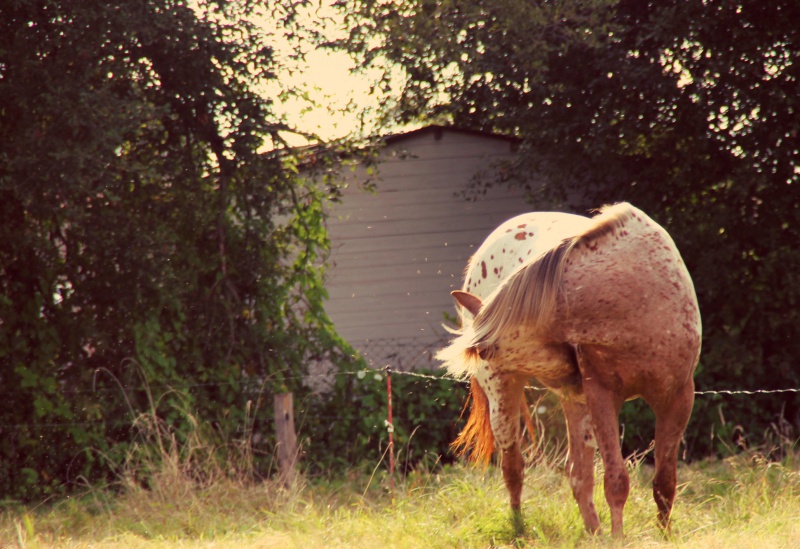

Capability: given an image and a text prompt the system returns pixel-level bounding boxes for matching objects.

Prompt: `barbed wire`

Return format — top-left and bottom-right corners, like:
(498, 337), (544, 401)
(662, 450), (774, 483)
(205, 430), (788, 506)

(4, 349), (800, 431)
(55, 332), (800, 398)
(694, 387), (800, 396)
(22, 365), (800, 400)
(354, 339), (800, 397)
(391, 368), (800, 398)
(5, 380), (798, 433)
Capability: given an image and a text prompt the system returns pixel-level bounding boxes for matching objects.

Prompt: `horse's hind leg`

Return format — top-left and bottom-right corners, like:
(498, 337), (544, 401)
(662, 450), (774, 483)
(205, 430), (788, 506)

(652, 379), (695, 529)
(582, 377), (628, 537)
(561, 392), (601, 534)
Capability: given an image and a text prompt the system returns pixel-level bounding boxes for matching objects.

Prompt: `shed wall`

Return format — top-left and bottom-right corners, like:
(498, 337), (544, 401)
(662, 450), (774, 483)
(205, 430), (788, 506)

(322, 128), (545, 370)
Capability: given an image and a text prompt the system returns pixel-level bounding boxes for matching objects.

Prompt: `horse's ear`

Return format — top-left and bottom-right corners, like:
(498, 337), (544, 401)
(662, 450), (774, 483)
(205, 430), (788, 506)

(452, 290), (482, 316)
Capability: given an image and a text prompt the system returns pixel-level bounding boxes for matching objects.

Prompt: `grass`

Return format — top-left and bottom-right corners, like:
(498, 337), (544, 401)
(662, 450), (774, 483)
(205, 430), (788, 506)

(3, 450), (800, 548)
(3, 395), (799, 548)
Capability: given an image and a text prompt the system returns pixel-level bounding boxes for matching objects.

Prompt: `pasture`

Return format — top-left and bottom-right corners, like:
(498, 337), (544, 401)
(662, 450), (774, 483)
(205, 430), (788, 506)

(4, 448), (800, 548)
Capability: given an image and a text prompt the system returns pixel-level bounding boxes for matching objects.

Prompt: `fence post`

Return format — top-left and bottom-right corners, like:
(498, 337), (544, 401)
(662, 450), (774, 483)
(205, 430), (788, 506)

(274, 392), (297, 487)
(385, 366), (395, 503)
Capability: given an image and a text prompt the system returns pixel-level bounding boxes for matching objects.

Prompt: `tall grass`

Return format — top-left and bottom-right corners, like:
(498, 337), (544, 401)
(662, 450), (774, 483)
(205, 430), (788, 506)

(3, 406), (800, 548)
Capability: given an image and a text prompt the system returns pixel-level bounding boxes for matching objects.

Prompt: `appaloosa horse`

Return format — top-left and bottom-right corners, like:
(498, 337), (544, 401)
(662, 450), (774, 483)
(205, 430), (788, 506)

(438, 203), (701, 537)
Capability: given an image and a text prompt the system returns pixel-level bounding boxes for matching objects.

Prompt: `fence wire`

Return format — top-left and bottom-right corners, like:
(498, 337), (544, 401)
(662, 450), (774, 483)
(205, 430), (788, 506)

(355, 339), (800, 398)
(356, 338), (444, 372)
(3, 338), (799, 432)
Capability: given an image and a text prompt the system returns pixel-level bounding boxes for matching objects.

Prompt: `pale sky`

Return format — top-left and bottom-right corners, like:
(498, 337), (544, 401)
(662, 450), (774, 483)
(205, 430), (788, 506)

(275, 48), (381, 144)
(258, 1), (405, 147)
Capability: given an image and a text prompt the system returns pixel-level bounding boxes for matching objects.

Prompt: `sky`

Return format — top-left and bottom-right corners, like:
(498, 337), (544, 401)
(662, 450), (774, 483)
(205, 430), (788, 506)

(259, 1), (403, 147)
(274, 48), (380, 144)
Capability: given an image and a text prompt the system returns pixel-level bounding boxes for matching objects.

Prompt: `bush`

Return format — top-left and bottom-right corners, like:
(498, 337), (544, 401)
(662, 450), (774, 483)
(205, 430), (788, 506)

(298, 366), (469, 476)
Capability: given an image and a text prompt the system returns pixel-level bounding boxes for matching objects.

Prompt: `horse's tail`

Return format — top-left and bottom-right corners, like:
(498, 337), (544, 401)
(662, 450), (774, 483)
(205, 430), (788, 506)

(451, 377), (494, 465)
(521, 398), (536, 451)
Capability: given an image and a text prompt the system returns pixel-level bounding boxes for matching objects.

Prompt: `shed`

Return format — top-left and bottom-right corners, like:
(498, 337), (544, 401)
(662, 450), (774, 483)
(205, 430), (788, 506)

(322, 125), (548, 371)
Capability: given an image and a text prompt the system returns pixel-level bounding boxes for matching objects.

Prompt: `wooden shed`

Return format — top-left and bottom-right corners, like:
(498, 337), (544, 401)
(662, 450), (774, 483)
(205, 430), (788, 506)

(322, 125), (548, 371)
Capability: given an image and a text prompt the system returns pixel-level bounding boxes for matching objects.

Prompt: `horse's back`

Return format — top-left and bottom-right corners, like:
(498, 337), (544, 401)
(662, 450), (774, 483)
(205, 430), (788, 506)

(464, 211), (592, 300)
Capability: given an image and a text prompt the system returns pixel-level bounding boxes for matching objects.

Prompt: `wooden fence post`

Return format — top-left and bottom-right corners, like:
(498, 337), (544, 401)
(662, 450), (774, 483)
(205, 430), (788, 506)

(274, 392), (297, 487)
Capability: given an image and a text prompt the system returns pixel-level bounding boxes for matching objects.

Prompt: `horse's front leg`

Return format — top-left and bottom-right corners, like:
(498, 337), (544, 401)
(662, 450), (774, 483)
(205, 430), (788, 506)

(560, 391), (601, 534)
(476, 370), (526, 510)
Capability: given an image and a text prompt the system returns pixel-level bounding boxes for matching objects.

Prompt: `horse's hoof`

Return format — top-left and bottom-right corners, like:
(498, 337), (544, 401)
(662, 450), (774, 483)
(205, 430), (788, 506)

(510, 508), (525, 537)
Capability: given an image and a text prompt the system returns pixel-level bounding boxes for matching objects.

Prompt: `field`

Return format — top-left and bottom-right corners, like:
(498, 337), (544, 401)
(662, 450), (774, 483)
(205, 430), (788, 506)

(3, 449), (800, 548)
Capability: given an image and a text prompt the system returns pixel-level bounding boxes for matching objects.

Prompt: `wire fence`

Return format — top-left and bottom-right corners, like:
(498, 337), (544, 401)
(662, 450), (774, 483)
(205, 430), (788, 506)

(356, 338), (444, 372)
(3, 337), (800, 433)
(353, 338), (800, 398)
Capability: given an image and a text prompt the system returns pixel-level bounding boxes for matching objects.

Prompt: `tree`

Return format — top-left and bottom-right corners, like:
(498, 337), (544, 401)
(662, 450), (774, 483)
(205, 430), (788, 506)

(339, 0), (800, 458)
(0, 0), (355, 499)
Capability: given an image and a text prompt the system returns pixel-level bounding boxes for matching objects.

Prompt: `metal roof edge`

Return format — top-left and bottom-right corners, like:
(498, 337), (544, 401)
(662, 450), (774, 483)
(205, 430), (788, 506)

(381, 124), (520, 146)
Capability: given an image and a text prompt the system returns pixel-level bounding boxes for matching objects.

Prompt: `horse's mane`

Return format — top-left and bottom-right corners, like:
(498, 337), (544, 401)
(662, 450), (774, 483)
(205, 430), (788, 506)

(471, 203), (636, 351)
(438, 203), (637, 377)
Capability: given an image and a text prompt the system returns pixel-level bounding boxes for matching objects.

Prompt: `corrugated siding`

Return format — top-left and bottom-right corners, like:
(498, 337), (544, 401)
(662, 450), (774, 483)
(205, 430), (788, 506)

(322, 128), (541, 368)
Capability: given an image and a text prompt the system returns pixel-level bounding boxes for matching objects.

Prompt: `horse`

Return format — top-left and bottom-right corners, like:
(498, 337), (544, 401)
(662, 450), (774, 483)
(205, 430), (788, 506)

(437, 203), (701, 537)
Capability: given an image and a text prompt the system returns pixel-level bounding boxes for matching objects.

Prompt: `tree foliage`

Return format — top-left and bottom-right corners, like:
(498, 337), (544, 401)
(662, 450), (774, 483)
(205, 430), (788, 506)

(0, 0), (358, 499)
(340, 0), (800, 457)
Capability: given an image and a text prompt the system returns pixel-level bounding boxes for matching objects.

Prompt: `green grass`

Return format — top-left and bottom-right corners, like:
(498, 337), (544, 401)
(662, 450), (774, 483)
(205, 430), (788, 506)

(4, 451), (800, 548)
